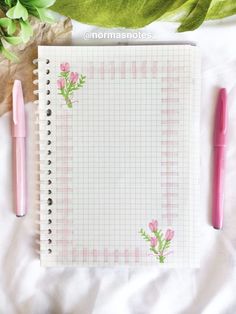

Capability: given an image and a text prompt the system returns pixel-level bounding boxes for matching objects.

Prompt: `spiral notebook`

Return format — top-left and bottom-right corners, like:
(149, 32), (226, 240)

(37, 44), (201, 267)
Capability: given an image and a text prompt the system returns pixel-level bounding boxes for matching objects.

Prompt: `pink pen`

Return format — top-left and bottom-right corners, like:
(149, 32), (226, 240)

(212, 88), (227, 229)
(12, 80), (27, 217)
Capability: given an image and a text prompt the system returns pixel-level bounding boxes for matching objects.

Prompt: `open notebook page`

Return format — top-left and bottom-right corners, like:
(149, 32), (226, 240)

(37, 45), (201, 267)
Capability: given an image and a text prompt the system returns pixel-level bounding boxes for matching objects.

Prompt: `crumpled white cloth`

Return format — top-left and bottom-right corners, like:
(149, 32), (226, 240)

(1, 18), (236, 314)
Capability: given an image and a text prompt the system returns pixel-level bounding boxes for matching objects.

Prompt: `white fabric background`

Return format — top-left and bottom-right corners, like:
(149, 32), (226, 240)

(1, 17), (236, 314)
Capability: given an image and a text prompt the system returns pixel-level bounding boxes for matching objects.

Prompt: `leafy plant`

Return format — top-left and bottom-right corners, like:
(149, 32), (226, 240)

(0, 0), (55, 61)
(52, 0), (236, 32)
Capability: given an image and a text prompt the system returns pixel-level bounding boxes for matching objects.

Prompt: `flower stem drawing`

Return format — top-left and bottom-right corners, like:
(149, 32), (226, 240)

(140, 219), (174, 264)
(57, 62), (86, 108)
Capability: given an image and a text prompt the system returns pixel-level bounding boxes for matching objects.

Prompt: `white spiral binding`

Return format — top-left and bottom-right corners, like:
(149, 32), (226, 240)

(33, 57), (53, 256)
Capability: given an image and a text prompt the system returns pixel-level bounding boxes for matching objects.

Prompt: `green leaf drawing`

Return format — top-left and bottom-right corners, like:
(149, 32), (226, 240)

(154, 230), (164, 251)
(140, 229), (151, 242)
(52, 0), (236, 32)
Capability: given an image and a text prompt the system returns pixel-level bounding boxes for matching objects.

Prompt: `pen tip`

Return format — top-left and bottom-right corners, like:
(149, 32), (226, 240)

(16, 214), (26, 218)
(13, 80), (22, 89)
(219, 88), (226, 96)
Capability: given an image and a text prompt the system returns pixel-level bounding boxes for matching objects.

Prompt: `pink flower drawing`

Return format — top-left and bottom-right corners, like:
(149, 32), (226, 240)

(57, 78), (65, 89)
(150, 237), (157, 247)
(70, 72), (79, 83)
(60, 62), (70, 72)
(165, 229), (174, 241)
(140, 219), (175, 264)
(149, 219), (158, 232)
(57, 62), (86, 108)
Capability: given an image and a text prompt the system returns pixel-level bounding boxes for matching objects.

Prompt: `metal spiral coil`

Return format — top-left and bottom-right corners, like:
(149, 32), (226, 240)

(33, 57), (52, 255)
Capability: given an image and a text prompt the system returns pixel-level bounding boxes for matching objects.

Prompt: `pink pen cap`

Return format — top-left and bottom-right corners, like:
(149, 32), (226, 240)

(12, 80), (26, 137)
(213, 88), (227, 147)
(12, 80), (27, 217)
(212, 88), (227, 229)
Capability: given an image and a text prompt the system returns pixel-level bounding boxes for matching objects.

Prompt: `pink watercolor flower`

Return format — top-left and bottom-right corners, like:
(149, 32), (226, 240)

(60, 62), (70, 72)
(150, 237), (157, 247)
(149, 219), (158, 232)
(165, 229), (174, 241)
(70, 72), (79, 83)
(57, 78), (65, 89)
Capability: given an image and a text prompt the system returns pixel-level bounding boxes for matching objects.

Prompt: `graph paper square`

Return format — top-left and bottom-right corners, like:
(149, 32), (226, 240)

(38, 45), (201, 267)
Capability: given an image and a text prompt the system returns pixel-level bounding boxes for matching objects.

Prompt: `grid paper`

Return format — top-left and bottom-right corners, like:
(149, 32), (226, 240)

(38, 45), (201, 267)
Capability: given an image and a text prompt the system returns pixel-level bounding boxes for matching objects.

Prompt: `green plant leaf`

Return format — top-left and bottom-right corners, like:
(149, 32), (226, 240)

(25, 0), (56, 8)
(19, 19), (33, 42)
(52, 0), (179, 28)
(0, 17), (10, 27)
(160, 0), (198, 22)
(0, 0), (55, 61)
(164, 0), (191, 13)
(178, 0), (213, 32)
(0, 44), (18, 62)
(4, 0), (12, 6)
(206, 0), (236, 19)
(3, 35), (22, 45)
(6, 0), (29, 21)
(0, 17), (16, 35)
(35, 7), (54, 23)
(52, 0), (236, 32)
